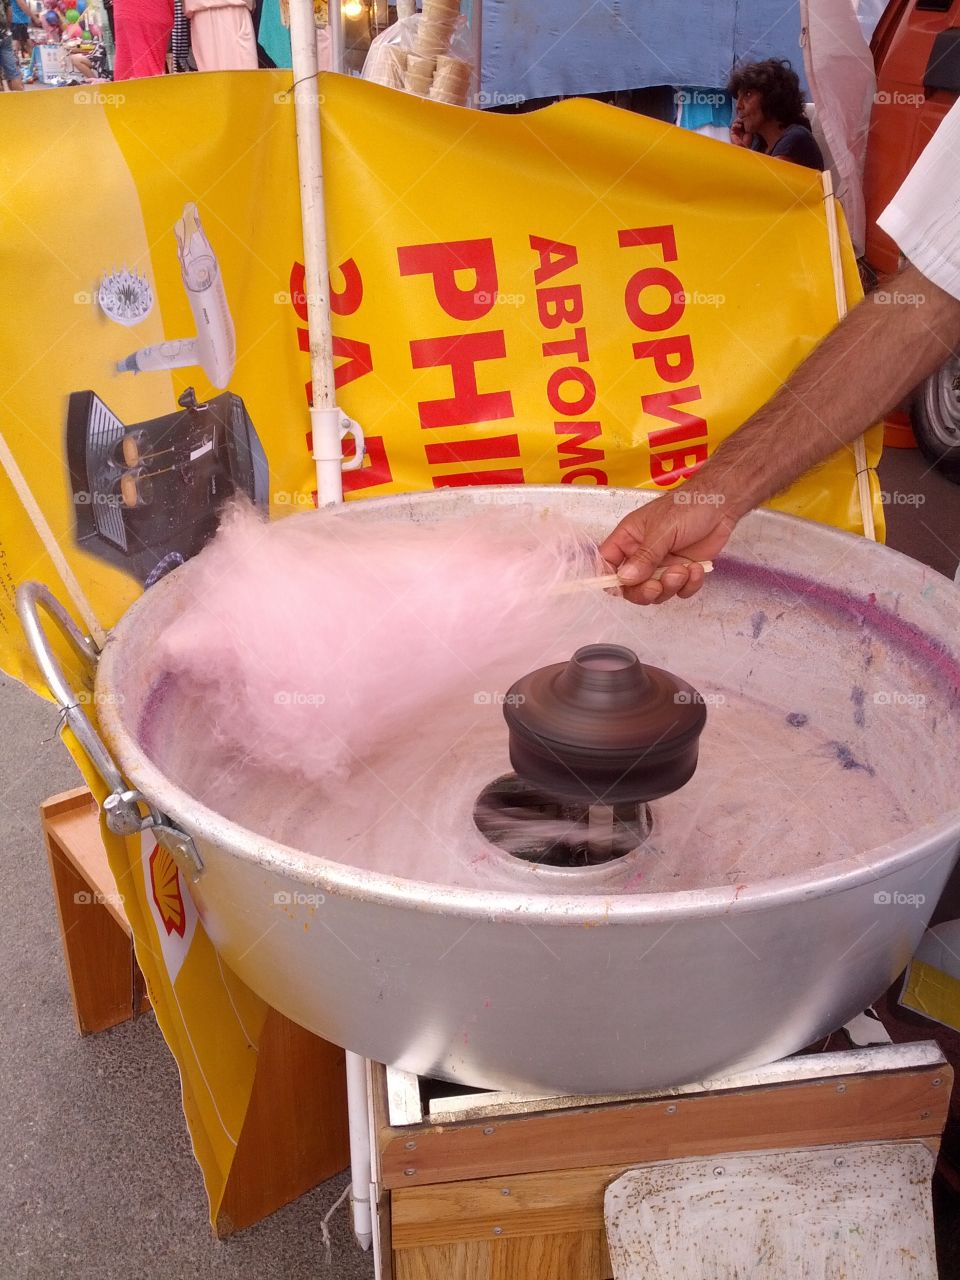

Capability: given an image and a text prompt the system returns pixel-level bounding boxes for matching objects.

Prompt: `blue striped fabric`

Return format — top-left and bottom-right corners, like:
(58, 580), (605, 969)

(480, 0), (807, 102)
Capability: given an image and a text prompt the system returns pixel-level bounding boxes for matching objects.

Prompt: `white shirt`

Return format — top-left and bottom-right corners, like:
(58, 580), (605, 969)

(877, 96), (960, 303)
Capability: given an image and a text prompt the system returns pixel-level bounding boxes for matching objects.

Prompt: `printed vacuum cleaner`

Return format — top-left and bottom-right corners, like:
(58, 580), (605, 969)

(66, 386), (269, 585)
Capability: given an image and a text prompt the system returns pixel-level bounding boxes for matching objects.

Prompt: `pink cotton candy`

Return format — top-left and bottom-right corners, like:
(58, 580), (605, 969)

(144, 501), (603, 786)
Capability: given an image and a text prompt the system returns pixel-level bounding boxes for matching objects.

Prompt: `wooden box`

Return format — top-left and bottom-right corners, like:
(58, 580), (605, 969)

(369, 1044), (952, 1279)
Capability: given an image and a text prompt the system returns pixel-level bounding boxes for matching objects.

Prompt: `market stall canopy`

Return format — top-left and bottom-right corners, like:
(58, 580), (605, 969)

(479, 0), (810, 100)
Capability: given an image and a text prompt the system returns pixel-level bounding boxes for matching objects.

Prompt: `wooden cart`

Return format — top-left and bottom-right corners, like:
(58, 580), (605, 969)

(368, 1044), (952, 1278)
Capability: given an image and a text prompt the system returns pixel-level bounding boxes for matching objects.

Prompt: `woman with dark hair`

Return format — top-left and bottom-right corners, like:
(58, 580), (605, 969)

(727, 58), (824, 171)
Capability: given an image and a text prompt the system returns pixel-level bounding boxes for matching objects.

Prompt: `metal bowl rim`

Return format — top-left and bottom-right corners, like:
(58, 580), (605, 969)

(96, 489), (960, 925)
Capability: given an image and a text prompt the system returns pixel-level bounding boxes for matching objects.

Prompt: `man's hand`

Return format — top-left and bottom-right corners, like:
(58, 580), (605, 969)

(599, 488), (740, 604)
(599, 261), (960, 607)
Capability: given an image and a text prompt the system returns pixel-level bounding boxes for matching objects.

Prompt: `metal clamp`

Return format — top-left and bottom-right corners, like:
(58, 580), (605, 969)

(340, 412), (366, 472)
(15, 582), (203, 880)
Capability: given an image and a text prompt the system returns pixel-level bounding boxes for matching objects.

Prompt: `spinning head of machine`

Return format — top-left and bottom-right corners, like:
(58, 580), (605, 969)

(475, 644), (707, 868)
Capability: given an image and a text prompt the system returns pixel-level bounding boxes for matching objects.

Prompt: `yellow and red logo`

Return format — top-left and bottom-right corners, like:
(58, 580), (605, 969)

(149, 843), (187, 938)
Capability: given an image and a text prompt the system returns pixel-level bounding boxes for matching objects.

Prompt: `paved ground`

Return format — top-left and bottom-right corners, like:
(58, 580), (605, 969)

(880, 445), (960, 580)
(1, 447), (958, 1279)
(0, 670), (374, 1280)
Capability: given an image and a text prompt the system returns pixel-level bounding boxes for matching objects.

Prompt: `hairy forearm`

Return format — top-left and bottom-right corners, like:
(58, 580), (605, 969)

(688, 266), (960, 517)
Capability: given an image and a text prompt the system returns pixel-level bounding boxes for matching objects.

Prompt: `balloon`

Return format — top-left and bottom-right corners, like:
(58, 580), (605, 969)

(65, 22), (81, 35)
(65, 8), (80, 20)
(76, 0), (87, 9)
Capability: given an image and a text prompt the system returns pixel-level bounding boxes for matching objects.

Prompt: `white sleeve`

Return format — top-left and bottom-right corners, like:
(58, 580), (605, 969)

(876, 97), (960, 302)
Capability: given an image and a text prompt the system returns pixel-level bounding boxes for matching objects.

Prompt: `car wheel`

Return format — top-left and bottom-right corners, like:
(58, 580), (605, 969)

(911, 354), (960, 482)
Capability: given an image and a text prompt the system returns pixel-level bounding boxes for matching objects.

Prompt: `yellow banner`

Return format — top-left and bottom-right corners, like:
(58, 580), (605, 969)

(0, 69), (882, 1221)
(319, 77), (881, 536)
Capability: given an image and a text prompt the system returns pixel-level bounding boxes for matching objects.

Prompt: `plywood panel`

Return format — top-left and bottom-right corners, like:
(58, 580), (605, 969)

(492, 1230), (605, 1279)
(393, 1165), (611, 1247)
(43, 788), (130, 930)
(216, 1008), (351, 1236)
(42, 788), (147, 1034)
(394, 1232), (608, 1280)
(46, 835), (135, 1033)
(395, 1241), (493, 1280)
(381, 1066), (952, 1188)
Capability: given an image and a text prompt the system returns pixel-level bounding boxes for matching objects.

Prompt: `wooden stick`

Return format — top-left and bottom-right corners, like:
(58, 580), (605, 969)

(0, 431), (107, 646)
(556, 560), (714, 594)
(822, 170), (877, 542)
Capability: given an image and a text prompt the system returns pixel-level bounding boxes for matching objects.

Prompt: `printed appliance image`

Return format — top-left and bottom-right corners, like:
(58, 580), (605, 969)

(66, 387), (269, 585)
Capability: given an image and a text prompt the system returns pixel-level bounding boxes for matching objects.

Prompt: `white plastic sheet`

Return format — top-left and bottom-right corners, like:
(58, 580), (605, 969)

(801, 0), (876, 254)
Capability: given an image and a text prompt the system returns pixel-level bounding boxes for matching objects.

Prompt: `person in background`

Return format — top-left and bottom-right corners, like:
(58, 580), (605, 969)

(1, 0), (24, 86)
(9, 0), (35, 60)
(599, 97), (960, 604)
(66, 43), (95, 73)
(112, 0), (173, 77)
(728, 58), (824, 171)
(65, 15), (99, 77)
(183, 0), (256, 71)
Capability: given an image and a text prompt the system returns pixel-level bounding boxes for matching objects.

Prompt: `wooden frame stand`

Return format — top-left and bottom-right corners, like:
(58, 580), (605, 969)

(43, 787), (150, 1033)
(41, 787), (351, 1236)
(369, 1044), (953, 1279)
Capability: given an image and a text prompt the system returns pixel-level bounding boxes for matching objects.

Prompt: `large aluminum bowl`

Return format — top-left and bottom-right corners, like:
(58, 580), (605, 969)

(96, 487), (960, 1093)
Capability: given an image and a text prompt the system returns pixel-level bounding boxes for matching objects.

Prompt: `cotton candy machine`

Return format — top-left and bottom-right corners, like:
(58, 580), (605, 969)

(20, 487), (960, 1093)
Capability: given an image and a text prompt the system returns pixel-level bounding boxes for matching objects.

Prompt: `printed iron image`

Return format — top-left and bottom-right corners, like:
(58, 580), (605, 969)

(4, 1), (960, 1279)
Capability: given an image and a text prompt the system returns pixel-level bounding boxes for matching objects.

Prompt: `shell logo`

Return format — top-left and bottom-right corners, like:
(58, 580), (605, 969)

(149, 843), (187, 938)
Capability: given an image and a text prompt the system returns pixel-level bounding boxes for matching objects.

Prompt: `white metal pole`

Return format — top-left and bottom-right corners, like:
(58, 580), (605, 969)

(328, 0), (345, 76)
(346, 1050), (373, 1250)
(289, 0), (344, 506)
(365, 1057), (385, 1277)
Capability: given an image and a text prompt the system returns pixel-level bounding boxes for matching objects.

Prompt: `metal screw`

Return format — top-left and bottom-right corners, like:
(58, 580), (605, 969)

(920, 1110), (931, 1120)
(500, 1188), (511, 1196)
(493, 1227), (503, 1236)
(933, 1078), (943, 1087)
(836, 1083), (847, 1094)
(403, 1168), (417, 1177)
(483, 1126), (495, 1135)
(665, 1104), (677, 1115)
(405, 1141), (417, 1150)
(713, 1166), (724, 1177)
(835, 1157), (845, 1168)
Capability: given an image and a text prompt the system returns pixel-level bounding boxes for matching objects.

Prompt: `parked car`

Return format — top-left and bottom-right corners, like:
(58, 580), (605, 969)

(864, 0), (960, 476)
